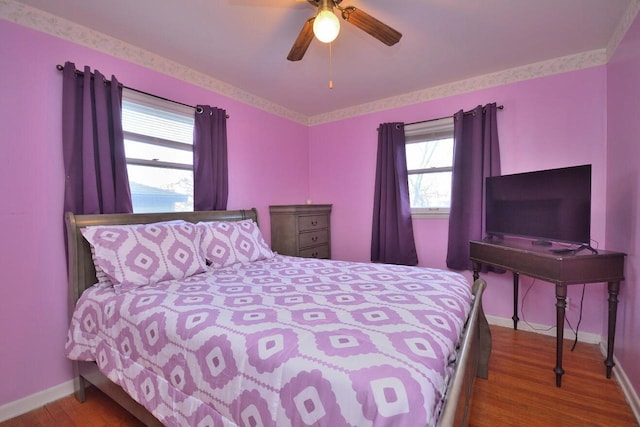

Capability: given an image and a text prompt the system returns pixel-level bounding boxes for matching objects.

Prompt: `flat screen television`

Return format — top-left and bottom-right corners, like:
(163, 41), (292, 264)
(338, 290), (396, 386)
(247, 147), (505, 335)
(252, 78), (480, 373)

(485, 165), (592, 246)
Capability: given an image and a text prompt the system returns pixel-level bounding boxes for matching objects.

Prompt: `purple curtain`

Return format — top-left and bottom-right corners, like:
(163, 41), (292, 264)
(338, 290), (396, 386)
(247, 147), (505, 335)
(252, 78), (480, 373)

(193, 106), (228, 211)
(62, 62), (132, 215)
(446, 103), (501, 270)
(371, 123), (419, 265)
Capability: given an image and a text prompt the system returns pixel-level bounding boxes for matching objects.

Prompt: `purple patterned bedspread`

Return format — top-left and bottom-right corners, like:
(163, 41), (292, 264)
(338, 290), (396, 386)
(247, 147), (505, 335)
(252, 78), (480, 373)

(66, 255), (472, 427)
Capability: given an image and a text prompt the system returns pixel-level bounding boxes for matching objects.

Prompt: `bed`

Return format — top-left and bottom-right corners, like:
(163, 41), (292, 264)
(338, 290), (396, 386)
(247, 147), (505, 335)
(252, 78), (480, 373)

(64, 208), (490, 427)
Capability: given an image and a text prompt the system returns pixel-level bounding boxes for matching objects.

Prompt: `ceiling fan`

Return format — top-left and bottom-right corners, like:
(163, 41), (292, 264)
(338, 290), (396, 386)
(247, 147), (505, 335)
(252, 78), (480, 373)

(287, 0), (402, 61)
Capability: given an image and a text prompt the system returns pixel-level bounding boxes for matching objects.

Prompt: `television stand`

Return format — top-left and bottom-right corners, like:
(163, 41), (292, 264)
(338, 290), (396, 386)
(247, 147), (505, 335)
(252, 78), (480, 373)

(470, 238), (625, 387)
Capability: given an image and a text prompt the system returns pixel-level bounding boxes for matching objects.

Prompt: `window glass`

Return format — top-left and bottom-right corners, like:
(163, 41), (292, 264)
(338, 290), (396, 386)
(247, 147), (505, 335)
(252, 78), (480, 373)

(122, 88), (194, 213)
(405, 117), (455, 216)
(408, 170), (452, 209)
(126, 165), (193, 213)
(122, 103), (193, 144)
(406, 138), (453, 170)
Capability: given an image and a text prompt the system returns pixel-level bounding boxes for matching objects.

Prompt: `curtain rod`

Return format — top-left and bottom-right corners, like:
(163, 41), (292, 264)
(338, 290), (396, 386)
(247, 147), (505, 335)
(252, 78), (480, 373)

(56, 64), (229, 118)
(404, 105), (503, 127)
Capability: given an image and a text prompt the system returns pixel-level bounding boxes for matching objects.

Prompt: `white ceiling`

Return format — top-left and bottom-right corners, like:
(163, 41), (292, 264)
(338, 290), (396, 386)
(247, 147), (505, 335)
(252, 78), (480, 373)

(9, 0), (635, 120)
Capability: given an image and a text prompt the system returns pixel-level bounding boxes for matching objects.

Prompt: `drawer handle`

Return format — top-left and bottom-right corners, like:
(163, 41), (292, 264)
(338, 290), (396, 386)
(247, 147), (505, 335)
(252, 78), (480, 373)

(311, 220), (318, 226)
(311, 236), (318, 242)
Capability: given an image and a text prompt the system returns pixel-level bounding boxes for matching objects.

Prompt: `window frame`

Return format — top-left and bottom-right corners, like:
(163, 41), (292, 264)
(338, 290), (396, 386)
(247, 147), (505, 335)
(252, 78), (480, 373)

(404, 117), (455, 219)
(121, 88), (196, 212)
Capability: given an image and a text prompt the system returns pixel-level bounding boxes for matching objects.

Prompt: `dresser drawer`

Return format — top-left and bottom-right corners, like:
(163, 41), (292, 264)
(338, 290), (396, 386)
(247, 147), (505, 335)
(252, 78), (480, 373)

(270, 204), (332, 259)
(299, 229), (329, 248)
(298, 244), (330, 259)
(298, 214), (329, 231)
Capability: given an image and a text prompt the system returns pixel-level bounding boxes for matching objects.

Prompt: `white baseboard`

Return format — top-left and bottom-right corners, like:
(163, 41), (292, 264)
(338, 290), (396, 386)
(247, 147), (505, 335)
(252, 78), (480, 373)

(486, 315), (639, 425)
(0, 380), (74, 423)
(598, 342), (640, 425)
(486, 314), (601, 344)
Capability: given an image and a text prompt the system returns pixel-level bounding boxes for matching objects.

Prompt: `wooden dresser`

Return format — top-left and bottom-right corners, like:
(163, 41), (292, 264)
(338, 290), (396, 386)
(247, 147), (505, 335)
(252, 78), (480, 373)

(269, 204), (332, 259)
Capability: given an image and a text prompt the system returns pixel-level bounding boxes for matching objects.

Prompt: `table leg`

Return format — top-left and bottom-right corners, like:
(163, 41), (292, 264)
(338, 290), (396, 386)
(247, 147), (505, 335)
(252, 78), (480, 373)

(554, 284), (567, 387)
(605, 281), (620, 378)
(512, 272), (519, 330)
(472, 262), (480, 282)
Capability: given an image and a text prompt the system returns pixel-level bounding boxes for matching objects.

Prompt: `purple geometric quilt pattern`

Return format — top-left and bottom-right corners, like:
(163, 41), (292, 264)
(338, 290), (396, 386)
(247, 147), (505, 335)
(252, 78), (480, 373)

(66, 255), (472, 426)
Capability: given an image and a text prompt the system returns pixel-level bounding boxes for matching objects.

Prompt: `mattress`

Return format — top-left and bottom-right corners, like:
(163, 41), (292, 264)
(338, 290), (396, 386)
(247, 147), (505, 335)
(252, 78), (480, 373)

(66, 255), (473, 426)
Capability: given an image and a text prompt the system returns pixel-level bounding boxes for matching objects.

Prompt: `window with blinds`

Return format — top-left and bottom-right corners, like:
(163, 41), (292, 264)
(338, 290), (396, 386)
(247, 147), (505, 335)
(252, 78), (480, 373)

(404, 117), (455, 217)
(122, 88), (195, 213)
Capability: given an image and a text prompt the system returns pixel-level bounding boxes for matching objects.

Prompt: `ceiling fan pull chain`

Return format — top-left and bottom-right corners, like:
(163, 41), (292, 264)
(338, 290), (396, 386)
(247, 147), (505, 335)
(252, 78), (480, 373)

(329, 42), (334, 89)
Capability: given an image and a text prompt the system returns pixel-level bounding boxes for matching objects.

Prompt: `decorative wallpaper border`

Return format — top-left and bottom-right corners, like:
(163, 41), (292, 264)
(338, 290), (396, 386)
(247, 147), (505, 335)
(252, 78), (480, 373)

(0, 0), (308, 124)
(607, 0), (640, 60)
(1, 0), (638, 126)
(309, 49), (609, 125)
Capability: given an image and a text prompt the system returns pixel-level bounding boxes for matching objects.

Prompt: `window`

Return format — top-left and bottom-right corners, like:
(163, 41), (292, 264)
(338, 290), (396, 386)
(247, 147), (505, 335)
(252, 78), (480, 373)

(405, 117), (455, 217)
(122, 88), (195, 213)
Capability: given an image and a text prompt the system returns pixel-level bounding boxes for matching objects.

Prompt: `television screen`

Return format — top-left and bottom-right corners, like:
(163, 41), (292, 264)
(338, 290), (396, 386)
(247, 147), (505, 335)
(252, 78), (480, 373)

(485, 165), (591, 245)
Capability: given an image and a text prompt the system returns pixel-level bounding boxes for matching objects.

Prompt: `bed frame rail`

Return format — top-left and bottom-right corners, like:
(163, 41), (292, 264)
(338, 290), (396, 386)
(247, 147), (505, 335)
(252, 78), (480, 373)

(436, 278), (491, 426)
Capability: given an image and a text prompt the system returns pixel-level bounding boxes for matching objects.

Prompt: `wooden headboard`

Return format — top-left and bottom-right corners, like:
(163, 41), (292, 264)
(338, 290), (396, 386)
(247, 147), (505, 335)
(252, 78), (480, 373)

(64, 209), (259, 318)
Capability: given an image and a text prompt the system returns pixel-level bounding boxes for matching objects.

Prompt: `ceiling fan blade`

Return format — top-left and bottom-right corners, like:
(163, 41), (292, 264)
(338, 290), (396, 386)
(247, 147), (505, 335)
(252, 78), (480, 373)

(287, 17), (315, 61)
(340, 6), (402, 46)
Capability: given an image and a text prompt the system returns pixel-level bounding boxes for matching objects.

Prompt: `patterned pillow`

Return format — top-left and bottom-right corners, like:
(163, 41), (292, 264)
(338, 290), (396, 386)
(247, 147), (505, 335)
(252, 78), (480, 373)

(89, 245), (113, 288)
(81, 220), (207, 294)
(197, 219), (275, 268)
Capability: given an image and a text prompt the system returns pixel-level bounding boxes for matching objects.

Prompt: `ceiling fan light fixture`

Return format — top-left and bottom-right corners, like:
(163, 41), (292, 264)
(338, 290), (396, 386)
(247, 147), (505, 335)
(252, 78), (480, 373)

(313, 3), (340, 43)
(287, 0), (402, 62)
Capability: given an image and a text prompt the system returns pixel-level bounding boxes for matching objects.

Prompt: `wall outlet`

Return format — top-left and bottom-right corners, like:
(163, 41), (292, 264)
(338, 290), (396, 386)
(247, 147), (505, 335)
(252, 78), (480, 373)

(566, 297), (571, 310)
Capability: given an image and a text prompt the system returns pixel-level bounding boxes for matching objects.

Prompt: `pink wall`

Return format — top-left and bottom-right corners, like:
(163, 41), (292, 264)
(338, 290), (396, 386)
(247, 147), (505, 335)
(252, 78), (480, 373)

(3, 10), (639, 410)
(606, 11), (640, 401)
(0, 20), (309, 406)
(309, 67), (610, 334)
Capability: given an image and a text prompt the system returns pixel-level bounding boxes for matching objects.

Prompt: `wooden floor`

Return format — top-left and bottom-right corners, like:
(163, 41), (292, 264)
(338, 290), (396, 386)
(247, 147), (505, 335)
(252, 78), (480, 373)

(469, 326), (637, 426)
(2, 325), (637, 426)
